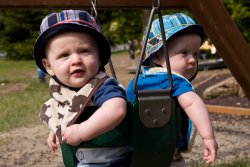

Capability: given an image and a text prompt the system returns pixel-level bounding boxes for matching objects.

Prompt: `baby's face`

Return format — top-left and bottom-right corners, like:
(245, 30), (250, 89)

(167, 33), (201, 79)
(42, 31), (100, 88)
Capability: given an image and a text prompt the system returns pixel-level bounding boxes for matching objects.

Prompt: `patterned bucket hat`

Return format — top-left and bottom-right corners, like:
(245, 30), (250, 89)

(34, 10), (111, 74)
(143, 13), (205, 65)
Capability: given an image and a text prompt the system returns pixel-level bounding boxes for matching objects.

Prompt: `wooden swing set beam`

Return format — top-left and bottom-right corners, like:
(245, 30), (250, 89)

(0, 0), (186, 9)
(187, 0), (250, 99)
(1, 0), (250, 99)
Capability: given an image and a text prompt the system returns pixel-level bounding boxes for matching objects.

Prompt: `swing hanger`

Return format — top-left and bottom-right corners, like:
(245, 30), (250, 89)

(91, 0), (98, 20)
(90, 0), (117, 80)
(152, 0), (160, 12)
(133, 0), (173, 94)
(132, 0), (174, 128)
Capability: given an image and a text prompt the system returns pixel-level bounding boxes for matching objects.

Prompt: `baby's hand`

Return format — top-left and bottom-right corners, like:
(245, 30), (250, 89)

(202, 138), (218, 164)
(47, 131), (59, 152)
(61, 124), (82, 146)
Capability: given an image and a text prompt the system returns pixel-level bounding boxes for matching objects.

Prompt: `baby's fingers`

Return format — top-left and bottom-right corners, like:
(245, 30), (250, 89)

(203, 149), (216, 164)
(47, 132), (58, 152)
(203, 148), (209, 157)
(209, 149), (217, 163)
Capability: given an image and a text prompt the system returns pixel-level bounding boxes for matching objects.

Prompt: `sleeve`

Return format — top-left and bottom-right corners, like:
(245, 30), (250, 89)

(171, 75), (194, 97)
(126, 79), (136, 102)
(93, 77), (126, 107)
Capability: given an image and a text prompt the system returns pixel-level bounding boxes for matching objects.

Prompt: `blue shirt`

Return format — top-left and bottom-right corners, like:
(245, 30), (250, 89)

(93, 77), (126, 106)
(126, 67), (194, 102)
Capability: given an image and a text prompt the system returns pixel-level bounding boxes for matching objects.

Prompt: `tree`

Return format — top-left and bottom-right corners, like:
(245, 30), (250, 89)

(0, 9), (144, 60)
(0, 9), (54, 60)
(98, 10), (144, 46)
(0, 5), (248, 60)
(223, 0), (250, 42)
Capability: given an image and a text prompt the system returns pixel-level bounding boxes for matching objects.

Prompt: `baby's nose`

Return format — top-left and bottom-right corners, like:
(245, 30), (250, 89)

(71, 54), (82, 65)
(189, 56), (196, 64)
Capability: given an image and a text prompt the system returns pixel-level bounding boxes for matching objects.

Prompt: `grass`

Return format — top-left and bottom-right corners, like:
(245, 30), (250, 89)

(189, 159), (250, 167)
(111, 50), (128, 57)
(0, 60), (49, 132)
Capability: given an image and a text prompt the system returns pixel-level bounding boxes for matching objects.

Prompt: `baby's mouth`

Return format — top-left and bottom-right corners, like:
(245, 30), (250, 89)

(72, 69), (84, 76)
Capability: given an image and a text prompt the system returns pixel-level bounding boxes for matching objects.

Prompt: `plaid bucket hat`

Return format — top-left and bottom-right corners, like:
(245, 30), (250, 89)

(34, 10), (111, 74)
(143, 13), (205, 65)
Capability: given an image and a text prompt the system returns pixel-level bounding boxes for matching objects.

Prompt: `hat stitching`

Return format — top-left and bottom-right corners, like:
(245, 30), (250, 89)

(43, 20), (99, 33)
(146, 24), (194, 53)
(40, 10), (98, 35)
(147, 24), (194, 43)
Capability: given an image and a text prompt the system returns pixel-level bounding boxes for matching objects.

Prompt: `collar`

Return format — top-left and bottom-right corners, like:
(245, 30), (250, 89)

(142, 66), (168, 77)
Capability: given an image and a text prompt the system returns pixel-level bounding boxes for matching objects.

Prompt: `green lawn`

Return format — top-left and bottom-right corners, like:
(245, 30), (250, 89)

(189, 159), (250, 167)
(0, 60), (49, 132)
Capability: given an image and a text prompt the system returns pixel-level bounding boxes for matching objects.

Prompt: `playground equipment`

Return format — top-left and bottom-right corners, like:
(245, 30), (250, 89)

(1, 0), (249, 166)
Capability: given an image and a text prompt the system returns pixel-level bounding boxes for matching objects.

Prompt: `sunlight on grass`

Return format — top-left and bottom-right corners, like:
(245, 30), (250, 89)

(0, 60), (49, 132)
(0, 81), (49, 132)
(111, 50), (128, 57)
(0, 60), (36, 81)
(189, 158), (250, 167)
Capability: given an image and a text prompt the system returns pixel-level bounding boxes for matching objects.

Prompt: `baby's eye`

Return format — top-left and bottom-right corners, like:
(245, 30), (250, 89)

(79, 49), (89, 54)
(59, 52), (70, 58)
(181, 51), (188, 56)
(193, 53), (198, 59)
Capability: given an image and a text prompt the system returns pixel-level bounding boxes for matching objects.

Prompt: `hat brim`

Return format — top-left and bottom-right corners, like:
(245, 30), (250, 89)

(34, 23), (111, 74)
(170, 25), (205, 43)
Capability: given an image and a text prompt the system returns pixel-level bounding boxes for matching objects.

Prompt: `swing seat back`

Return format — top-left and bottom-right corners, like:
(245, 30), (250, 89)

(129, 90), (176, 167)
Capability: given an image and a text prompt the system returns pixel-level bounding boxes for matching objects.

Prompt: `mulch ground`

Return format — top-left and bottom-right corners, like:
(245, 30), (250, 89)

(193, 69), (250, 108)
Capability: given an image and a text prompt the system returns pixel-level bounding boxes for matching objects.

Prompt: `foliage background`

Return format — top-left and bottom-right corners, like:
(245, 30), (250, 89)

(0, 0), (249, 60)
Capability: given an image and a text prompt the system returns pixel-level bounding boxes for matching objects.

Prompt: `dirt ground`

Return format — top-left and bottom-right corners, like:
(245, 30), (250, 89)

(0, 55), (249, 166)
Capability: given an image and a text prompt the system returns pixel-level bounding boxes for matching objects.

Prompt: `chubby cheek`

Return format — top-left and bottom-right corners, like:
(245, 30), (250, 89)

(88, 60), (101, 72)
(170, 61), (181, 73)
(52, 63), (69, 76)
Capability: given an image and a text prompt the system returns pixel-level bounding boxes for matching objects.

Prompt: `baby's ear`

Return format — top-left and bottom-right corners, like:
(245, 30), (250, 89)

(42, 58), (54, 76)
(150, 54), (161, 64)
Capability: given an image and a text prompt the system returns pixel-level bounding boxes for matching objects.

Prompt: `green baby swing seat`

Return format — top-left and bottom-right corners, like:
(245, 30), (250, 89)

(60, 98), (178, 167)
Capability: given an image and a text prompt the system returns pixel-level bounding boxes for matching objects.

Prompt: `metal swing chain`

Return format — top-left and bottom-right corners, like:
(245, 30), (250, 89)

(90, 0), (117, 80)
(132, 0), (173, 94)
(91, 0), (98, 19)
(158, 5), (173, 90)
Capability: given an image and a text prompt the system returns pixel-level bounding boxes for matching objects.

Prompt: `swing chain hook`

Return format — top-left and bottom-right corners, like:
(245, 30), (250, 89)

(133, 0), (172, 94)
(91, 0), (98, 20)
(90, 0), (117, 80)
(133, 0), (160, 94)
(152, 0), (161, 12)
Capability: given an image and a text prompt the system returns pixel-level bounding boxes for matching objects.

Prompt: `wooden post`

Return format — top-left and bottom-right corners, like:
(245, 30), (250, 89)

(186, 0), (250, 98)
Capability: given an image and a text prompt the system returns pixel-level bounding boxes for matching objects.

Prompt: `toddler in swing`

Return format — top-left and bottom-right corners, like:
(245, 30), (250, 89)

(34, 10), (132, 166)
(126, 13), (218, 166)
